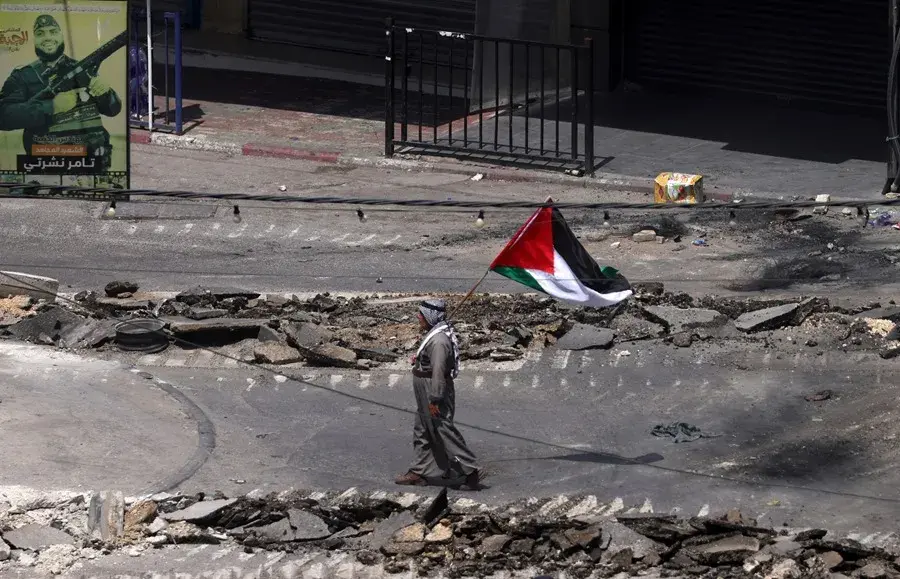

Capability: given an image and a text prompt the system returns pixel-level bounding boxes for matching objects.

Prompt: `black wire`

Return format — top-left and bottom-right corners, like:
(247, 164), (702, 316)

(4, 273), (900, 506)
(2, 183), (898, 212)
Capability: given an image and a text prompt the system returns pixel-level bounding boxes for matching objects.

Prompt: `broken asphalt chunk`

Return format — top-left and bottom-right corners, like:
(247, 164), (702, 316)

(104, 280), (138, 297)
(616, 514), (700, 544)
(735, 299), (816, 333)
(556, 324), (615, 350)
(642, 306), (728, 334)
(253, 342), (303, 365)
(161, 498), (238, 525)
(2, 524), (74, 551)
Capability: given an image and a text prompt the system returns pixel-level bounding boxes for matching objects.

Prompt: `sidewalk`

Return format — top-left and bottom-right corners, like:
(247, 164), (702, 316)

(131, 48), (890, 199)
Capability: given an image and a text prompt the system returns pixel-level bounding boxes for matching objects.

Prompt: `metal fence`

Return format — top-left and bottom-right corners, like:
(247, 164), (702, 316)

(384, 19), (595, 175)
(128, 10), (184, 135)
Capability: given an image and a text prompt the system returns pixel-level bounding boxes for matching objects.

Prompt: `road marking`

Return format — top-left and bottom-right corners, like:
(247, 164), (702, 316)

(288, 227), (301, 238)
(127, 224), (138, 235)
(359, 374), (371, 389)
(473, 375), (484, 390)
(348, 234), (377, 246)
(228, 224), (247, 238)
(178, 223), (194, 235)
(329, 374), (344, 387)
(560, 377), (568, 388)
(331, 233), (351, 243)
(602, 497), (625, 515)
(164, 355), (186, 367)
(502, 375), (511, 388)
(154, 225), (166, 234)
(222, 356), (239, 368)
(531, 375), (540, 389)
(100, 223), (110, 234)
(382, 235), (402, 245)
(388, 374), (401, 389)
(191, 349), (214, 366)
(698, 504), (710, 517)
(639, 498), (653, 513)
(256, 224), (275, 238)
(306, 235), (320, 242)
(551, 350), (570, 370)
(579, 352), (593, 369)
(589, 376), (597, 388)
(209, 223), (221, 235)
(137, 354), (160, 366)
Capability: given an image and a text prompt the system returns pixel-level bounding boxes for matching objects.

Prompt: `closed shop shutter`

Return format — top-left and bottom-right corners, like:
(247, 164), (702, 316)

(247, 0), (478, 57)
(129, 0), (200, 28)
(625, 0), (887, 111)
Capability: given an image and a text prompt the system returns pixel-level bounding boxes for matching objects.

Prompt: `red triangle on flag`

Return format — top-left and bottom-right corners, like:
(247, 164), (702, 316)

(489, 206), (555, 273)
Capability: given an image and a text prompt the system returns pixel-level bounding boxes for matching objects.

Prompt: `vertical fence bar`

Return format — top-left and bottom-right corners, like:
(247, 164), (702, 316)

(401, 28), (408, 142)
(448, 36), (454, 145)
(570, 46), (578, 161)
(463, 37), (469, 148)
(508, 42), (514, 152)
(418, 33), (424, 143)
(494, 40), (499, 150)
(540, 46), (545, 156)
(433, 32), (438, 144)
(479, 39), (484, 149)
(164, 15), (170, 127)
(584, 38), (594, 176)
(524, 44), (529, 154)
(384, 18), (395, 157)
(173, 10), (182, 134)
(555, 48), (560, 157)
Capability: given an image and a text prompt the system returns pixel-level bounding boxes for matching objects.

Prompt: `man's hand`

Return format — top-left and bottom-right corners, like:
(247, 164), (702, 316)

(51, 90), (79, 114)
(88, 76), (110, 97)
(428, 403), (441, 419)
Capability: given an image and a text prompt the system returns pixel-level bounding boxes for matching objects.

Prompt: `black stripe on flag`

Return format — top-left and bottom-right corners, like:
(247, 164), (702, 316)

(551, 208), (632, 295)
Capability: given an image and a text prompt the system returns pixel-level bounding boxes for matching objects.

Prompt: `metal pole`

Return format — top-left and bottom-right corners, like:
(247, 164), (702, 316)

(174, 11), (183, 134)
(385, 17), (395, 157)
(146, 0), (153, 132)
(584, 38), (594, 176)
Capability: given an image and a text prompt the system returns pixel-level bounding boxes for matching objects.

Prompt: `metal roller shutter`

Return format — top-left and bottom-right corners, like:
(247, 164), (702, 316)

(247, 0), (478, 57)
(625, 0), (887, 111)
(129, 0), (200, 28)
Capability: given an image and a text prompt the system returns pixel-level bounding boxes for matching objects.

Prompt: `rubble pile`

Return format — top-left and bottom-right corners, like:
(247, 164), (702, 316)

(0, 488), (897, 578)
(1, 281), (898, 367)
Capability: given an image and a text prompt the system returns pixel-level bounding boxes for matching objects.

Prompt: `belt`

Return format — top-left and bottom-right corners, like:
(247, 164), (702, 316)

(412, 369), (430, 378)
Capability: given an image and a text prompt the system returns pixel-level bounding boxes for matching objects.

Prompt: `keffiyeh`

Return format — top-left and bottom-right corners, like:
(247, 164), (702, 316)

(417, 299), (460, 378)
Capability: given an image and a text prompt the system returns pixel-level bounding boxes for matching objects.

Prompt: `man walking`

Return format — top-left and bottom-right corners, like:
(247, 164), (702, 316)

(395, 299), (481, 490)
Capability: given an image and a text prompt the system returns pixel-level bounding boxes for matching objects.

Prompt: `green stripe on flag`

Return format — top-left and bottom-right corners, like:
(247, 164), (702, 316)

(600, 266), (620, 279)
(492, 266), (545, 293)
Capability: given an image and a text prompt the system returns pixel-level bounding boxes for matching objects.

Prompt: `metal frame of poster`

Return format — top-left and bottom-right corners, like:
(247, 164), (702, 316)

(0, 0), (130, 199)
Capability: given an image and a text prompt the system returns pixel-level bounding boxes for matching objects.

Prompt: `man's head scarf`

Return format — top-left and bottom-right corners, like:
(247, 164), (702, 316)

(419, 299), (447, 328)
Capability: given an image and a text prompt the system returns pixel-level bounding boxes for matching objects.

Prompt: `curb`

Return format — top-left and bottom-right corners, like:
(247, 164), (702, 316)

(130, 130), (667, 196)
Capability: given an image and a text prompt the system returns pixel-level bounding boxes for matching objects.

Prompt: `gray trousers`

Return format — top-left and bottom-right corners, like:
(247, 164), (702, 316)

(409, 378), (479, 479)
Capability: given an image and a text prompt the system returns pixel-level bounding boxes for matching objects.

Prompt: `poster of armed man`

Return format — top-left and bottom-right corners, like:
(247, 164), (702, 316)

(0, 0), (129, 191)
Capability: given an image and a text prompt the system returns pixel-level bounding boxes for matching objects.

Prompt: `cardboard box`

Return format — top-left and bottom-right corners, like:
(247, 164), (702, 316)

(654, 173), (705, 204)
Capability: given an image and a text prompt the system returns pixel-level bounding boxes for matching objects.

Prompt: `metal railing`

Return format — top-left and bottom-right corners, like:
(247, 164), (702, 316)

(129, 10), (183, 135)
(384, 19), (595, 175)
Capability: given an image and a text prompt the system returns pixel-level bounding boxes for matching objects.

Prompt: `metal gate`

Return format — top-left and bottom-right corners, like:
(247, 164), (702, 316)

(385, 21), (597, 175)
(128, 0), (200, 28)
(247, 0), (477, 56)
(625, 0), (886, 111)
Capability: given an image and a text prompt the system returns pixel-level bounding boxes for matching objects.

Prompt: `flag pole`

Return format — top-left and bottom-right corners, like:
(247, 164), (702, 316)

(448, 269), (490, 320)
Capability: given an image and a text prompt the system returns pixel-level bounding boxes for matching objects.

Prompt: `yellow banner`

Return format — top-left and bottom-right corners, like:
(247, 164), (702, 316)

(0, 0), (128, 190)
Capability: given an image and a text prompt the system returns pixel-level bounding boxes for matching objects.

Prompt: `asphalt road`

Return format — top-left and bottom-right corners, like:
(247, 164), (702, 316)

(4, 338), (900, 545)
(1, 145), (898, 298)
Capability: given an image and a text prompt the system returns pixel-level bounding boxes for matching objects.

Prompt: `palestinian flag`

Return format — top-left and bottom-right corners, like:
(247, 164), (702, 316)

(489, 205), (632, 308)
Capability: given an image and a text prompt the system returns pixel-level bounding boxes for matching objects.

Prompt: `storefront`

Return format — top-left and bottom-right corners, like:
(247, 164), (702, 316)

(622, 0), (887, 112)
(246, 0), (478, 56)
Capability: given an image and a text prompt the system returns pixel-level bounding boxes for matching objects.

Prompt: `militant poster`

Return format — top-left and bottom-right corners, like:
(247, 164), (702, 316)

(0, 0), (129, 195)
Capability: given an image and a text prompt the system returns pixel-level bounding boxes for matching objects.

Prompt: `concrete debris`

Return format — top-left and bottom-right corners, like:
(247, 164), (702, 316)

(0, 538), (9, 561)
(0, 489), (895, 578)
(556, 324), (615, 350)
(87, 490), (125, 541)
(735, 299), (817, 333)
(161, 498), (237, 525)
(104, 280), (138, 298)
(2, 524), (74, 551)
(253, 342), (303, 365)
(632, 229), (657, 243)
(642, 305), (728, 334)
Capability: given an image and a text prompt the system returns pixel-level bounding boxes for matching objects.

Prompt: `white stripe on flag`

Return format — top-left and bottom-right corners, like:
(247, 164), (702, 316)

(527, 250), (632, 308)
